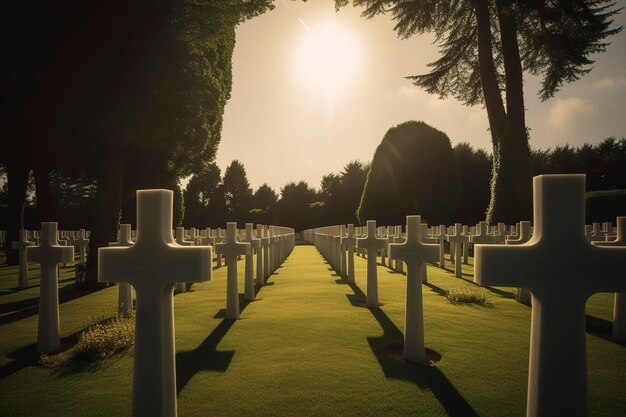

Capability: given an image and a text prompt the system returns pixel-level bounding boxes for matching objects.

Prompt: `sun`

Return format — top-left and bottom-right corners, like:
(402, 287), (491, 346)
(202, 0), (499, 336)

(293, 18), (362, 101)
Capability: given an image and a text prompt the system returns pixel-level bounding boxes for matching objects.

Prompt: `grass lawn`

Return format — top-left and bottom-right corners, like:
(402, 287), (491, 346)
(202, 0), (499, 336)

(0, 245), (624, 416)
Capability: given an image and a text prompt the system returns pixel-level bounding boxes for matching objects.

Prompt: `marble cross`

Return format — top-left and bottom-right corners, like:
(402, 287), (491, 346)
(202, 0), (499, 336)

(12, 229), (34, 289)
(389, 215), (438, 363)
(474, 175), (626, 417)
(108, 224), (135, 316)
(340, 225), (356, 282)
(242, 223), (261, 299)
(75, 229), (90, 264)
(98, 190), (211, 417)
(434, 225), (447, 269)
(26, 223), (74, 352)
(447, 223), (470, 278)
(258, 225), (270, 280)
(215, 222), (250, 320)
(593, 216), (626, 342)
(357, 220), (387, 308)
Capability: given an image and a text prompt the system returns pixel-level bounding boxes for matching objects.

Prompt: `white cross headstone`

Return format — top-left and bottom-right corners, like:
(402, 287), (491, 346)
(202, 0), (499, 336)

(26, 223), (74, 352)
(474, 174), (626, 417)
(341, 224), (357, 283)
(447, 224), (470, 278)
(389, 215), (438, 363)
(173, 227), (195, 293)
(434, 225), (447, 269)
(75, 229), (89, 264)
(215, 223), (250, 320)
(255, 224), (265, 285)
(506, 221), (532, 245)
(109, 224), (135, 316)
(357, 220), (387, 308)
(242, 223), (261, 298)
(258, 225), (270, 280)
(593, 216), (626, 342)
(98, 190), (212, 417)
(12, 229), (34, 289)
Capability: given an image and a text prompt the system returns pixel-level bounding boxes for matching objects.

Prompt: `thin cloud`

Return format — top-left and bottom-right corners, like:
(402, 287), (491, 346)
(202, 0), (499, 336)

(593, 76), (626, 89)
(549, 98), (597, 130)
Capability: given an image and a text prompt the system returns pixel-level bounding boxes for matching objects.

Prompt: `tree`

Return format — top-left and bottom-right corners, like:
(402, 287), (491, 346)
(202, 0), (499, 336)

(358, 121), (461, 225)
(253, 183), (278, 211)
(453, 142), (492, 224)
(277, 181), (319, 231)
(319, 173), (341, 223)
(1, 1), (274, 285)
(223, 160), (253, 221)
(341, 0), (622, 223)
(337, 161), (369, 224)
(183, 163), (222, 227)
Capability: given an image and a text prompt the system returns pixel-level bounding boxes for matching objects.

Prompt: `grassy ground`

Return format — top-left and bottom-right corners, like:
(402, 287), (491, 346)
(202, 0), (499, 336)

(0, 246), (624, 416)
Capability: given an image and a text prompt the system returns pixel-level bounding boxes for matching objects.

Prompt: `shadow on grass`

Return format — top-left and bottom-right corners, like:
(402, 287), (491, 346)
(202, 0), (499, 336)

(0, 284), (105, 325)
(342, 280), (479, 417)
(176, 272), (277, 395)
(423, 282), (447, 297)
(452, 275), (515, 299)
(586, 314), (625, 346)
(0, 332), (80, 380)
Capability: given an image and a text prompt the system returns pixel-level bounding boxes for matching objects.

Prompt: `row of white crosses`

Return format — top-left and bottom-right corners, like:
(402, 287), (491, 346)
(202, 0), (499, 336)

(309, 174), (625, 417)
(98, 189), (295, 417)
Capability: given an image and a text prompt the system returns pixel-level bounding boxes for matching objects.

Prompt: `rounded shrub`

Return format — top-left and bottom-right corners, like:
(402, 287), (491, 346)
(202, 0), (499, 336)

(357, 121), (461, 225)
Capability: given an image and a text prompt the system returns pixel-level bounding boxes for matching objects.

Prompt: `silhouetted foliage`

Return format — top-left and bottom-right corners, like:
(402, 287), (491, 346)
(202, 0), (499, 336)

(586, 189), (626, 223)
(358, 121), (461, 225)
(252, 184), (279, 211)
(276, 181), (319, 231)
(340, 0), (622, 224)
(183, 163), (225, 227)
(452, 142), (492, 225)
(223, 160), (253, 221)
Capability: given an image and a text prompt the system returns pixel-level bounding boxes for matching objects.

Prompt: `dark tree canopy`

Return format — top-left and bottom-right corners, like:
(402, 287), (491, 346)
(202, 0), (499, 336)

(452, 142), (492, 224)
(276, 181), (319, 231)
(253, 183), (279, 211)
(183, 163), (225, 227)
(358, 121), (461, 225)
(339, 0), (622, 224)
(223, 160), (253, 221)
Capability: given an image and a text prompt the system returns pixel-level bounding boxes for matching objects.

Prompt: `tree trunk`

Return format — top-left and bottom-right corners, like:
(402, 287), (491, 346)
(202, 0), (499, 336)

(83, 137), (126, 289)
(474, 0), (509, 223)
(490, 0), (532, 223)
(5, 157), (30, 265)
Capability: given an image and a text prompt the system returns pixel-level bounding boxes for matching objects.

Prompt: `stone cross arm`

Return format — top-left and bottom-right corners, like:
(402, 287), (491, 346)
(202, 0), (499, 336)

(27, 223), (74, 264)
(98, 190), (211, 290)
(389, 216), (438, 264)
(357, 220), (387, 252)
(475, 175), (626, 295)
(99, 244), (211, 288)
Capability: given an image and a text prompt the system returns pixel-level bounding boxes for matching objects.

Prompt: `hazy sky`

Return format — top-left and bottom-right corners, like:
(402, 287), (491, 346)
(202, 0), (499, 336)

(217, 0), (626, 192)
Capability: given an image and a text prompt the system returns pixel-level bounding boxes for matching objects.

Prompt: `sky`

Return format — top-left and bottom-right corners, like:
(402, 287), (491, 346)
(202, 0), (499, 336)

(216, 0), (626, 192)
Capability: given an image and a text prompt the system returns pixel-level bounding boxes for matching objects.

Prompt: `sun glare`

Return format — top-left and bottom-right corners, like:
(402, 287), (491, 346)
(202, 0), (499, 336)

(293, 18), (362, 103)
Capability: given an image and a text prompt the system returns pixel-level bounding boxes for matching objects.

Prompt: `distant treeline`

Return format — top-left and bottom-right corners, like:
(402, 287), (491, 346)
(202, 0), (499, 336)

(1, 135), (624, 231)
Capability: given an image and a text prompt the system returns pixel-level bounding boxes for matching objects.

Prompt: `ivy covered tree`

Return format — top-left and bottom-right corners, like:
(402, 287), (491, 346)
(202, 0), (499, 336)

(340, 0), (622, 223)
(1, 1), (274, 282)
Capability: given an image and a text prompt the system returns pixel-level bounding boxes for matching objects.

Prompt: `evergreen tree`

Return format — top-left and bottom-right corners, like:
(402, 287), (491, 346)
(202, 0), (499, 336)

(223, 160), (253, 221)
(340, 0), (622, 223)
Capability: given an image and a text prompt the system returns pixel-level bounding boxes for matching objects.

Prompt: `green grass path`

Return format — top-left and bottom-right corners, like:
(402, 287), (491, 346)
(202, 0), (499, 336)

(0, 245), (624, 416)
